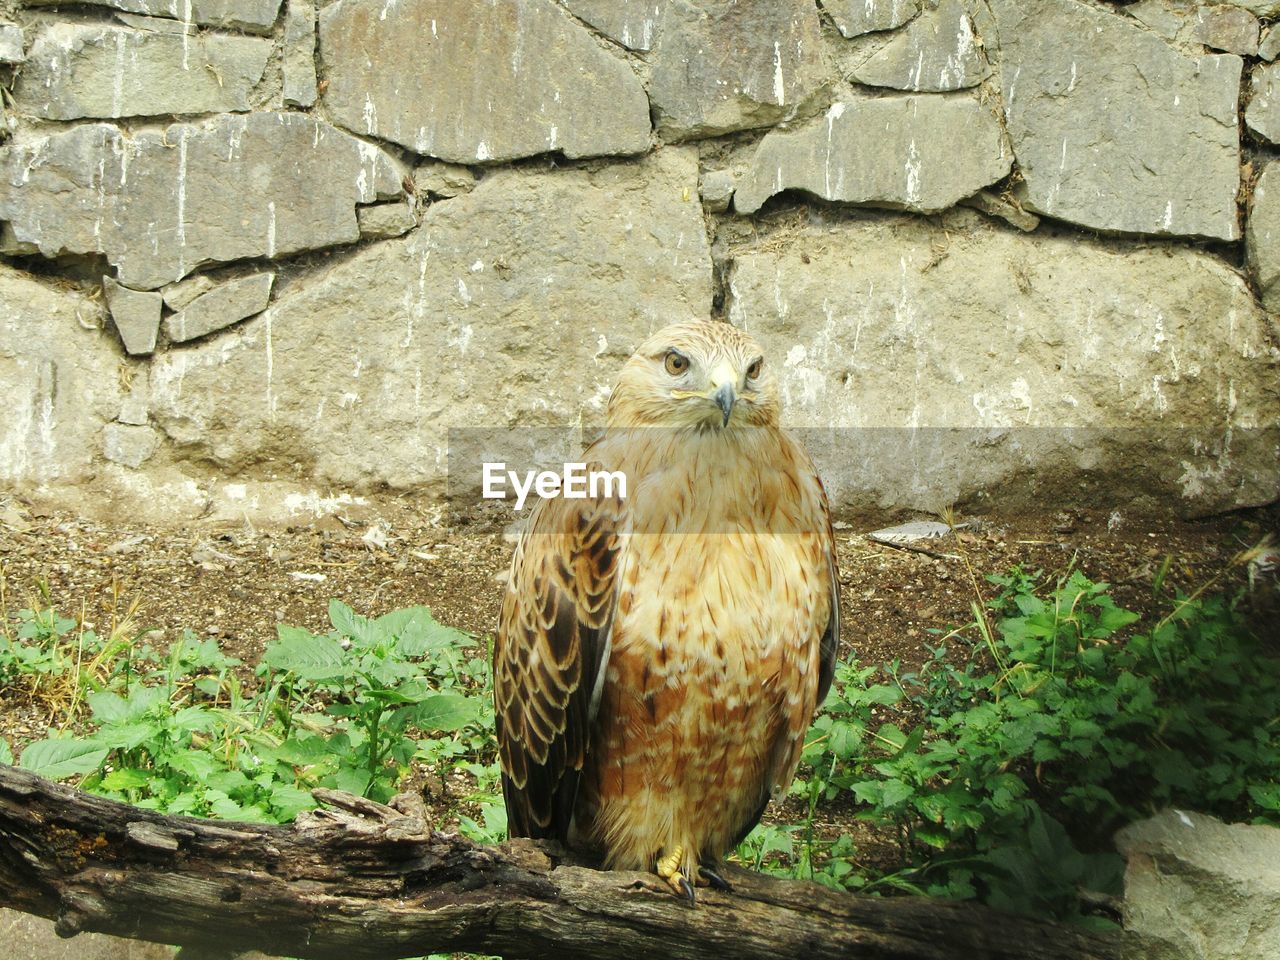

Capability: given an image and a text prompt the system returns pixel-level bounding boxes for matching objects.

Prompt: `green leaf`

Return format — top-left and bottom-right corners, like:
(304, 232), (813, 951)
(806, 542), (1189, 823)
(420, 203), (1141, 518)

(329, 599), (380, 648)
(263, 625), (347, 681)
(100, 768), (153, 791)
(20, 739), (110, 779)
(165, 749), (220, 781)
(414, 694), (480, 732)
(93, 720), (162, 751)
(0, 739), (12, 765)
(269, 784), (318, 820)
(878, 779), (916, 808)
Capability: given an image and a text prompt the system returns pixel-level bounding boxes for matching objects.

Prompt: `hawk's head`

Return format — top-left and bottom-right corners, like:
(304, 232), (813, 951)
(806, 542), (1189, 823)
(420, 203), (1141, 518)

(606, 320), (780, 430)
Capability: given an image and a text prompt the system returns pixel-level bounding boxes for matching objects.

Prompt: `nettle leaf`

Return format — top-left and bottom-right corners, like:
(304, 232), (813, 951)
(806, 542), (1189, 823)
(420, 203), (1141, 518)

(100, 768), (153, 791)
(165, 749), (220, 781)
(415, 694), (480, 732)
(329, 599), (381, 648)
(89, 686), (166, 725)
(275, 735), (337, 765)
(171, 706), (219, 733)
(1248, 783), (1280, 811)
(94, 720), (162, 751)
(828, 719), (863, 759)
(20, 739), (109, 779)
(270, 783), (318, 820)
(0, 739), (12, 765)
(1095, 603), (1140, 635)
(263, 625), (347, 681)
(878, 779), (916, 808)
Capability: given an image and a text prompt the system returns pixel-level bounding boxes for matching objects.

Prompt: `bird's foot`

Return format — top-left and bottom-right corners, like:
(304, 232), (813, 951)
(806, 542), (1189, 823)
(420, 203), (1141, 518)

(698, 862), (732, 892)
(656, 845), (697, 904)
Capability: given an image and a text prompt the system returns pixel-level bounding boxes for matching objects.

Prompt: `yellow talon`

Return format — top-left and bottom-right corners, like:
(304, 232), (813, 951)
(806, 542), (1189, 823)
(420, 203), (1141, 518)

(656, 845), (684, 879)
(655, 846), (696, 903)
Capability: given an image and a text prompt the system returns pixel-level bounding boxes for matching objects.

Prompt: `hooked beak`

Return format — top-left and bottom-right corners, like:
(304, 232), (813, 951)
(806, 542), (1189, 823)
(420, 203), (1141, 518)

(707, 359), (739, 427)
(712, 382), (736, 427)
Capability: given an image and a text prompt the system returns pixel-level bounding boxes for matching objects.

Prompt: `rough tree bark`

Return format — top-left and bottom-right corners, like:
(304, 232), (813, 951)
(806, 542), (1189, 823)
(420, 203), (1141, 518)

(0, 765), (1133, 960)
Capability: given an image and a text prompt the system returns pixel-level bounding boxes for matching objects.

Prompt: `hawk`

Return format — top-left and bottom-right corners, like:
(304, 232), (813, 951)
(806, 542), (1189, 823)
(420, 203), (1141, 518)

(493, 319), (839, 899)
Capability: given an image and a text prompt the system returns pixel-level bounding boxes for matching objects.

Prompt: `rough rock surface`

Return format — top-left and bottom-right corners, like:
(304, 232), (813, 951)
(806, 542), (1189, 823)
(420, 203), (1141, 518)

(1246, 160), (1280, 312)
(118, 371), (150, 426)
(319, 0), (650, 163)
(700, 170), (735, 213)
(281, 0), (317, 108)
(164, 272), (275, 342)
(161, 274), (217, 311)
(0, 268), (122, 486)
(725, 211), (1279, 516)
(1261, 24), (1280, 59)
(413, 161), (475, 199)
(148, 149), (712, 490)
(104, 278), (162, 355)
(1193, 4), (1260, 54)
(25, 0), (282, 33)
(735, 94), (1010, 215)
(0, 113), (404, 289)
(649, 0), (827, 141)
(1246, 62), (1280, 143)
(960, 190), (1040, 232)
(823, 0), (919, 38)
(850, 0), (987, 92)
(357, 201), (417, 239)
(1220, 0), (1280, 16)
(1117, 811), (1280, 960)
(103, 422), (160, 467)
(560, 0), (662, 50)
(0, 23), (23, 63)
(14, 24), (270, 120)
(992, 0), (1242, 240)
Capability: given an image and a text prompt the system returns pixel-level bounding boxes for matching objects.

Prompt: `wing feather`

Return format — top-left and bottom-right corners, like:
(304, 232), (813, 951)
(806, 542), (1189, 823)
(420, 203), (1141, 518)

(494, 477), (624, 841)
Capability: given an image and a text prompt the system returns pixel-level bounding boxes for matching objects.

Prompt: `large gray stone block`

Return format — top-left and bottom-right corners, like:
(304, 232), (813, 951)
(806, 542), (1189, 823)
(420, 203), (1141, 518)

(104, 277), (162, 355)
(24, 0), (282, 34)
(319, 0), (650, 163)
(0, 267), (122, 486)
(1246, 62), (1280, 143)
(164, 272), (275, 342)
(991, 0), (1242, 241)
(1220, 0), (1280, 16)
(850, 0), (987, 92)
(823, 0), (920, 38)
(1117, 811), (1280, 960)
(148, 148), (712, 490)
(649, 0), (827, 141)
(560, 0), (662, 50)
(724, 211), (1279, 516)
(0, 22), (24, 63)
(734, 93), (1011, 215)
(0, 113), (404, 290)
(281, 0), (317, 108)
(1246, 159), (1280, 312)
(13, 24), (270, 119)
(24, 0), (280, 32)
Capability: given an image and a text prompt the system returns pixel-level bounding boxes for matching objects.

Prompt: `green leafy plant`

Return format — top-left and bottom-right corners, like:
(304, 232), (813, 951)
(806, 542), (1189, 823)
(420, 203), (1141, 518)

(12, 600), (493, 823)
(759, 560), (1278, 923)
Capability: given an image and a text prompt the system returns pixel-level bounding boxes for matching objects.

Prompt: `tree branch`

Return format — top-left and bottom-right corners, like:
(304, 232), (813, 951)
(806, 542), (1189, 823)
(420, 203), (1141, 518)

(0, 765), (1131, 960)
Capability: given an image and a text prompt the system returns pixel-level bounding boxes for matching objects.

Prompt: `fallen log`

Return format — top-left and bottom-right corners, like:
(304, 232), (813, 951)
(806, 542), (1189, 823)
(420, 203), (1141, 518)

(0, 764), (1132, 960)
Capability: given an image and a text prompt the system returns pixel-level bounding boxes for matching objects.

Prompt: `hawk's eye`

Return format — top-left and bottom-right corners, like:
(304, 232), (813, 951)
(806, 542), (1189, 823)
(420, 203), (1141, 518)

(664, 351), (689, 376)
(746, 357), (764, 380)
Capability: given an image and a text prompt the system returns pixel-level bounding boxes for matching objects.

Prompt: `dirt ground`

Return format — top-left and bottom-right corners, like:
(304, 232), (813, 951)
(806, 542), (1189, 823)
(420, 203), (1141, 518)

(1, 492), (1276, 852)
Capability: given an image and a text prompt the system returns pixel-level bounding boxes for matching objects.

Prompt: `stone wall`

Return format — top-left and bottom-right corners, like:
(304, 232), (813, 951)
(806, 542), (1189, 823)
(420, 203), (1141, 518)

(0, 0), (1277, 522)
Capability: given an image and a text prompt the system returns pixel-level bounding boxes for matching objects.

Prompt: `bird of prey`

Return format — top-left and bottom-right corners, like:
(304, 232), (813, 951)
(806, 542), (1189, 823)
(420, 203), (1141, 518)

(493, 319), (839, 900)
